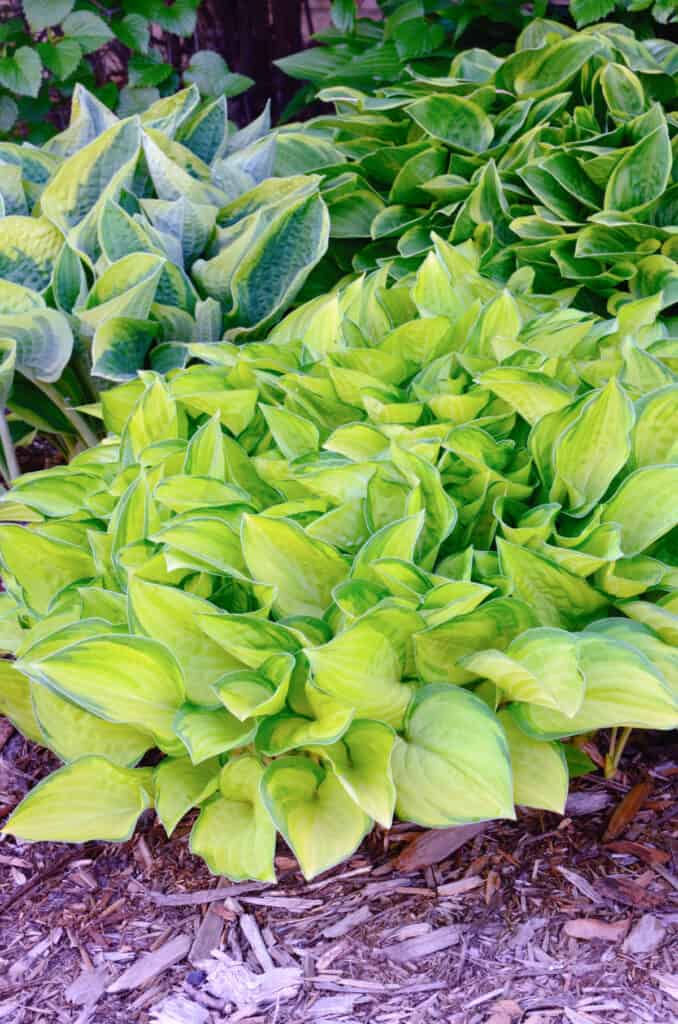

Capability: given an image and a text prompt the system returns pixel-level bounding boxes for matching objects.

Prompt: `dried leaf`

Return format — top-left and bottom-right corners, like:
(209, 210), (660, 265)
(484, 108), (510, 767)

(603, 781), (652, 841)
(394, 823), (485, 871)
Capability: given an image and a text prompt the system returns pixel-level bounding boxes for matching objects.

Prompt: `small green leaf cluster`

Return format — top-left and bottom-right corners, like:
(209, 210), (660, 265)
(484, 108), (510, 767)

(1, 236), (676, 880)
(279, 1), (675, 99)
(0, 1), (252, 143)
(0, 84), (326, 474)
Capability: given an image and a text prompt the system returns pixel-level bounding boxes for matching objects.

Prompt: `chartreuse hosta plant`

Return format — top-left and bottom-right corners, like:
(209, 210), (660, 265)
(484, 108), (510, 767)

(0, 82), (329, 475)
(1, 236), (677, 880)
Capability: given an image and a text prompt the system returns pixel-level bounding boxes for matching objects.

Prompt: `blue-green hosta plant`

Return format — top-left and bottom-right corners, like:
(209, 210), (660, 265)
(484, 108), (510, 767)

(1, 236), (677, 880)
(0, 83), (329, 476)
(274, 20), (678, 306)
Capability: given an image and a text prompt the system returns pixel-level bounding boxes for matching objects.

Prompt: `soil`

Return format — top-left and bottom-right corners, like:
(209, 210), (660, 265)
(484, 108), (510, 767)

(0, 727), (676, 1024)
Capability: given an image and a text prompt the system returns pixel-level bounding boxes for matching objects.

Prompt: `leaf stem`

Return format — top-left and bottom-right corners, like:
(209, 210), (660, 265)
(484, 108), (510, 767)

(22, 372), (99, 449)
(0, 408), (20, 481)
(604, 726), (632, 779)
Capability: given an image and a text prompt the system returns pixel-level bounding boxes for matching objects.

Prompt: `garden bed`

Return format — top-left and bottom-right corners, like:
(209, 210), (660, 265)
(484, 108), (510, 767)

(1, 728), (676, 1024)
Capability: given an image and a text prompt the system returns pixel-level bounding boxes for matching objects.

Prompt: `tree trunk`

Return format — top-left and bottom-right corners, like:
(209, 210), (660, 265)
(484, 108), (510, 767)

(197, 0), (304, 125)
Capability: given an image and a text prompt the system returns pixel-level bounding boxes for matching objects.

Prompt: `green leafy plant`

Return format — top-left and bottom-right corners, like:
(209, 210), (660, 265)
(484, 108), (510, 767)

(278, 0), (675, 102)
(0, 1), (253, 143)
(271, 20), (678, 310)
(0, 82), (327, 478)
(1, 236), (676, 880)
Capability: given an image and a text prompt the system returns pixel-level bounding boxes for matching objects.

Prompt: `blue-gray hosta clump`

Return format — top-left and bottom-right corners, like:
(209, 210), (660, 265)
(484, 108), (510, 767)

(0, 236), (677, 881)
(0, 83), (329, 450)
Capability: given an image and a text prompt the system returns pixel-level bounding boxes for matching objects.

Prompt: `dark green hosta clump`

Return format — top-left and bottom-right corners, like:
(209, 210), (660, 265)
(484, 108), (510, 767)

(275, 20), (678, 306)
(1, 237), (677, 880)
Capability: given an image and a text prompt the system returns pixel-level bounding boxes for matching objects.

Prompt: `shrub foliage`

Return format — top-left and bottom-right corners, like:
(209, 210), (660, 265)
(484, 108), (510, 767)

(1, 238), (677, 879)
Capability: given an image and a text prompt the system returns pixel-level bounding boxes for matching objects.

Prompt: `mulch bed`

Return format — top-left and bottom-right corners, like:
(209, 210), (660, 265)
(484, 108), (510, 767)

(0, 727), (676, 1024)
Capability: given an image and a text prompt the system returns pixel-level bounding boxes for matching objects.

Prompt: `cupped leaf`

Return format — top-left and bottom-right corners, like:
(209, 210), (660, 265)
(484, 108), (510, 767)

(191, 756), (276, 881)
(392, 685), (515, 827)
(261, 756), (371, 880)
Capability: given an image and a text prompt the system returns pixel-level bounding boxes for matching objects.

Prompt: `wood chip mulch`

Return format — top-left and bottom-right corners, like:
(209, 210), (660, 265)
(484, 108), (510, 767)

(0, 728), (676, 1024)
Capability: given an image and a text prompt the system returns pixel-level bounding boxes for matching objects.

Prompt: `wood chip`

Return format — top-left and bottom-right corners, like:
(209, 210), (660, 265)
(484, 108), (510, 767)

(322, 906), (371, 939)
(437, 875), (484, 898)
(240, 894), (322, 911)
(240, 914), (273, 972)
(563, 918), (629, 942)
(189, 905), (225, 966)
(564, 792), (612, 817)
(622, 914), (666, 955)
(394, 823), (485, 871)
(64, 967), (110, 1006)
(150, 884), (266, 907)
(107, 934), (191, 993)
(653, 973), (678, 1001)
(603, 781), (652, 841)
(382, 924), (461, 962)
(557, 867), (602, 904)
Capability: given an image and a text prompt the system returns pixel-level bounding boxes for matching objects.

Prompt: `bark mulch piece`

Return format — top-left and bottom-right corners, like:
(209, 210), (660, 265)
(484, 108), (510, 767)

(0, 730), (676, 1024)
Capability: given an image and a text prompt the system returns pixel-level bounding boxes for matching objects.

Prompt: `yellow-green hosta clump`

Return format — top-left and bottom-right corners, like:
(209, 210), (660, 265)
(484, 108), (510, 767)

(1, 236), (677, 881)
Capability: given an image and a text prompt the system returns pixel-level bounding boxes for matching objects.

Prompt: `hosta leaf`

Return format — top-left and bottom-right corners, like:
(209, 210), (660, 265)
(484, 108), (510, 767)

(0, 526), (94, 614)
(31, 683), (153, 766)
(312, 719), (396, 828)
(2, 757), (151, 842)
(406, 95), (494, 153)
(306, 615), (414, 728)
(198, 613), (301, 669)
(174, 704), (257, 764)
(154, 756), (219, 836)
(0, 217), (64, 292)
(0, 659), (43, 743)
(499, 710), (568, 814)
(392, 685), (514, 827)
(601, 466), (678, 556)
(241, 514), (349, 618)
(19, 634), (185, 745)
(191, 756), (276, 881)
(512, 634), (678, 737)
(497, 540), (608, 629)
(40, 118), (141, 257)
(92, 317), (158, 381)
(462, 627), (584, 716)
(414, 597), (539, 684)
(261, 756), (371, 880)
(129, 577), (243, 705)
(552, 379), (634, 515)
(255, 706), (354, 755)
(604, 123), (671, 212)
(213, 654), (294, 721)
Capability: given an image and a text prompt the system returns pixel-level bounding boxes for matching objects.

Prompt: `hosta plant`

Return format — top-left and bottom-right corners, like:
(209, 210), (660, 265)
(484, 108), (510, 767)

(0, 82), (328, 474)
(1, 237), (677, 881)
(274, 20), (678, 305)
